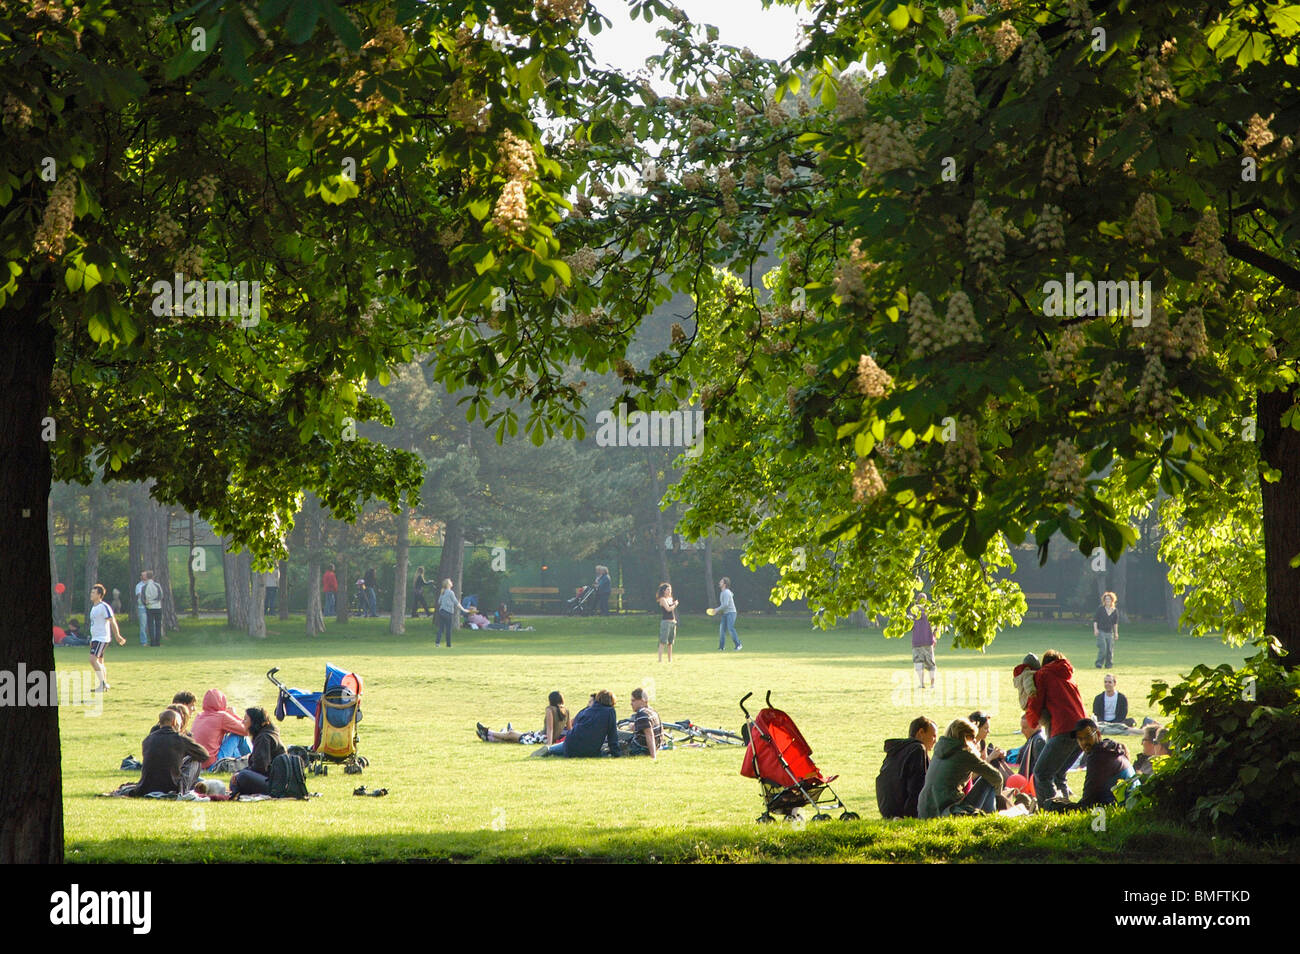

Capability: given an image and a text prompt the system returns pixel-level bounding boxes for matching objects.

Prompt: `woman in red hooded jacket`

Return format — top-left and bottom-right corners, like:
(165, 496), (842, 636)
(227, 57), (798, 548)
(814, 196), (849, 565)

(191, 689), (250, 770)
(1024, 649), (1086, 804)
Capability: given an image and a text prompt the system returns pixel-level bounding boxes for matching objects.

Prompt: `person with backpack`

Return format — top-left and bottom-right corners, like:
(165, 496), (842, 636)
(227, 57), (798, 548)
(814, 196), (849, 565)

(1026, 648), (1088, 804)
(229, 708), (286, 796)
(141, 570), (164, 647)
(876, 716), (937, 818)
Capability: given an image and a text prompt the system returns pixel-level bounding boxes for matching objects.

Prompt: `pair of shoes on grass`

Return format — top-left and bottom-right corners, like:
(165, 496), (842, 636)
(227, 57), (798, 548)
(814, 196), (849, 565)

(476, 722), (490, 741)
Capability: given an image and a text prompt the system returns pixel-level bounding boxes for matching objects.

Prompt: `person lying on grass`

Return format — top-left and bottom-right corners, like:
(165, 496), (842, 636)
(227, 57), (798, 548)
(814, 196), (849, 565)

(229, 708), (285, 797)
(532, 690), (621, 758)
(478, 691), (571, 745)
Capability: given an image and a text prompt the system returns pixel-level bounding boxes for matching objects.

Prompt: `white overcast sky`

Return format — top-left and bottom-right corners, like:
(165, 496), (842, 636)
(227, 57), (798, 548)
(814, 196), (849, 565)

(585, 0), (811, 80)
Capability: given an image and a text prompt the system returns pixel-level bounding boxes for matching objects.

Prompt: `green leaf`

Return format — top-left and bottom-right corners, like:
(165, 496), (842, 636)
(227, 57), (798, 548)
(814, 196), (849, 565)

(285, 1), (322, 42)
(887, 5), (911, 30)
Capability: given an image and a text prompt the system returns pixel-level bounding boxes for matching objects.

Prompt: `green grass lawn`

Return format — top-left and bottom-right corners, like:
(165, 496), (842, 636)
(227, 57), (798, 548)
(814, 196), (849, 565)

(56, 613), (1297, 863)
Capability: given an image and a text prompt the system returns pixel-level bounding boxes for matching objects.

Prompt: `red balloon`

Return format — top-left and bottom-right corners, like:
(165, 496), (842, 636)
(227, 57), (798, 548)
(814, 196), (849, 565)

(54, 582), (66, 594)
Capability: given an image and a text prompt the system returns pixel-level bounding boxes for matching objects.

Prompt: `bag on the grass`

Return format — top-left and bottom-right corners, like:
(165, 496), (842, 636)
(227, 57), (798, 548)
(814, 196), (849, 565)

(268, 752), (308, 798)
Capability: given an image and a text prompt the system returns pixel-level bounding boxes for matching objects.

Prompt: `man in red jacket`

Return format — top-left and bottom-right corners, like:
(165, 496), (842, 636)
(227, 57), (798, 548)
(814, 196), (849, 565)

(1024, 649), (1087, 804)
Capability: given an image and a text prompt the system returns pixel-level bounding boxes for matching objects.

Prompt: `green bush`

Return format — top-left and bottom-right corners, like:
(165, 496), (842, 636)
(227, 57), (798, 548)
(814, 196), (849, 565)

(1136, 642), (1300, 837)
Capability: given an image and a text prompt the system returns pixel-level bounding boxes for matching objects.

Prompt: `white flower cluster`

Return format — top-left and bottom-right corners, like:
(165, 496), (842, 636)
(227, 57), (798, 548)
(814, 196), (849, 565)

(909, 291), (981, 357)
(834, 240), (875, 305)
(856, 354), (893, 398)
(492, 179), (529, 234)
(497, 130), (537, 182)
(174, 245), (205, 278)
(1243, 113), (1275, 158)
(944, 67), (981, 122)
(1133, 53), (1176, 111)
(966, 199), (1004, 264)
(852, 457), (886, 502)
(1188, 209), (1229, 294)
(765, 97), (786, 127)
(1126, 193), (1162, 247)
(682, 172), (704, 191)
(189, 174), (219, 207)
(860, 118), (920, 184)
(492, 131), (538, 235)
(1173, 306), (1209, 361)
(1017, 30), (1049, 84)
(1042, 135), (1080, 191)
(946, 291), (981, 344)
(2, 94), (32, 130)
(564, 307), (605, 328)
(836, 78), (866, 122)
(1044, 440), (1085, 499)
(938, 8), (959, 36)
(989, 21), (1021, 62)
(28, 0), (65, 21)
(447, 77), (488, 133)
(719, 169), (739, 217)
(942, 417), (981, 479)
(1134, 304), (1178, 361)
(155, 212), (183, 248)
(1030, 203), (1066, 251)
(777, 152), (795, 183)
(33, 173), (77, 258)
(1093, 364), (1127, 414)
(564, 245), (598, 277)
(1136, 353), (1175, 418)
(534, 0), (586, 23)
(1065, 0), (1093, 40)
(1042, 326), (1084, 385)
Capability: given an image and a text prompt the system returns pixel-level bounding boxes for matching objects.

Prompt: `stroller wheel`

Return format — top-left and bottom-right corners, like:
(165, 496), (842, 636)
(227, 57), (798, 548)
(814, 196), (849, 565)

(757, 813), (775, 824)
(811, 813), (833, 823)
(839, 811), (861, 822)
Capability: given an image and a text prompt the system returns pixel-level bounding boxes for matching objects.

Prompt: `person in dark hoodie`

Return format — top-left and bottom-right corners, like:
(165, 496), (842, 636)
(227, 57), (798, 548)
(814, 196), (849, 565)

(917, 718), (1006, 818)
(1026, 649), (1088, 805)
(127, 708), (211, 796)
(1072, 719), (1136, 809)
(531, 690), (621, 758)
(229, 707), (286, 796)
(876, 716), (937, 818)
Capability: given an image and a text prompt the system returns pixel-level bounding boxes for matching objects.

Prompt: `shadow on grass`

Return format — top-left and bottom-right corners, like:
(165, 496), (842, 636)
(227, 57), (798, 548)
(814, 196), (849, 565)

(69, 810), (1300, 864)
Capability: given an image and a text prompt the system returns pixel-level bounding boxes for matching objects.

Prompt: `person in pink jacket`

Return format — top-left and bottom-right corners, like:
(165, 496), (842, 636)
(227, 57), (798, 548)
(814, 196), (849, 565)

(191, 689), (249, 769)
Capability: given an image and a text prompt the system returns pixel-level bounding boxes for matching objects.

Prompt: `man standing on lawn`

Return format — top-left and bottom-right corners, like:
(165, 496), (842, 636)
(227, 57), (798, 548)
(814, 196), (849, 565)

(322, 563), (338, 617)
(910, 594), (937, 689)
(88, 583), (126, 691)
(133, 570), (149, 646)
(142, 570), (165, 647)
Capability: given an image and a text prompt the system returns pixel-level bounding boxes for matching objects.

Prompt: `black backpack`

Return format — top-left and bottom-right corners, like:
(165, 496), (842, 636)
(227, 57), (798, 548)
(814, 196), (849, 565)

(268, 752), (308, 798)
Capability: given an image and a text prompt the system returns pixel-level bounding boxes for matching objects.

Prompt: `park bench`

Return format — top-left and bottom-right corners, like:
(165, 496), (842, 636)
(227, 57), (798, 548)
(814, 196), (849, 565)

(508, 586), (563, 613)
(1025, 592), (1062, 619)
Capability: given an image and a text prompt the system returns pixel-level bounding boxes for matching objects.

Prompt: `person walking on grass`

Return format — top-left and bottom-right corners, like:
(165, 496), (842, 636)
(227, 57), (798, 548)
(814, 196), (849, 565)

(1093, 591), (1119, 669)
(713, 577), (741, 651)
(435, 578), (469, 647)
(412, 566), (431, 618)
(87, 583), (125, 692)
(322, 564), (338, 617)
(656, 582), (679, 663)
(910, 594), (937, 689)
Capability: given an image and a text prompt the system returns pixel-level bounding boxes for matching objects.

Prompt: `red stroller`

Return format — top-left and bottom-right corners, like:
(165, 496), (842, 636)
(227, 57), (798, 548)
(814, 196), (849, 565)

(740, 692), (859, 824)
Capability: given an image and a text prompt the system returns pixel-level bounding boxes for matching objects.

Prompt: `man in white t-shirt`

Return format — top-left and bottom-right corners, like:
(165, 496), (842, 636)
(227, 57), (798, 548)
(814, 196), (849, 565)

(88, 583), (125, 691)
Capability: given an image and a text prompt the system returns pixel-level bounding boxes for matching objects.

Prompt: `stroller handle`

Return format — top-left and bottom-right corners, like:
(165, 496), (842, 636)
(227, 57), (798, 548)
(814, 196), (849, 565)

(740, 692), (753, 718)
(766, 690), (773, 710)
(267, 667), (280, 678)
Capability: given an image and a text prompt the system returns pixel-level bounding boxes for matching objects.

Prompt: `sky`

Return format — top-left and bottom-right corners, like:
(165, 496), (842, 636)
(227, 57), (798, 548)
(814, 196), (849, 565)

(586, 0), (812, 81)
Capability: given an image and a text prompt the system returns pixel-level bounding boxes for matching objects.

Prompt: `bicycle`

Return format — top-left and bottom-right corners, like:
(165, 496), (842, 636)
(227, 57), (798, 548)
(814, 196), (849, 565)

(616, 717), (745, 747)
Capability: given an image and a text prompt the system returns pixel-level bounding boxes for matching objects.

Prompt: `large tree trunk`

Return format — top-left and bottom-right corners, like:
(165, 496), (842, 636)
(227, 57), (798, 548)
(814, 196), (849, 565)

(223, 540), (252, 630)
(390, 501), (410, 634)
(84, 486), (101, 619)
(277, 559), (290, 621)
(187, 513), (200, 618)
(304, 495), (325, 636)
(129, 482), (147, 623)
(249, 571), (267, 639)
(702, 535), (715, 608)
(156, 503), (179, 632)
(1260, 386), (1300, 666)
(0, 291), (62, 863)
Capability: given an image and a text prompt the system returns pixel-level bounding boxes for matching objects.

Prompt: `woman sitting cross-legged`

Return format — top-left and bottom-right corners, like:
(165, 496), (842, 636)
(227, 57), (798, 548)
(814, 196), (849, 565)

(228, 707), (285, 797)
(478, 692), (571, 745)
(917, 717), (1008, 818)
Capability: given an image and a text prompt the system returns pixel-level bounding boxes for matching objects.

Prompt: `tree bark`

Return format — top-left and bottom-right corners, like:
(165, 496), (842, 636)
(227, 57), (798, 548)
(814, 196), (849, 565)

(156, 503), (179, 632)
(249, 571), (267, 638)
(390, 501), (410, 634)
(436, 517), (465, 602)
(187, 513), (199, 618)
(129, 482), (147, 624)
(84, 486), (101, 619)
(1259, 386), (1300, 665)
(702, 535), (715, 608)
(277, 559), (290, 621)
(305, 495), (325, 636)
(0, 289), (62, 863)
(223, 540), (252, 630)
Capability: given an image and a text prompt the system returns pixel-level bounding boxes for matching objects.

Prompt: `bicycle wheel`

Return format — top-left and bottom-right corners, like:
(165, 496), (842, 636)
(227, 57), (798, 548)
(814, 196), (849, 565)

(699, 727), (746, 746)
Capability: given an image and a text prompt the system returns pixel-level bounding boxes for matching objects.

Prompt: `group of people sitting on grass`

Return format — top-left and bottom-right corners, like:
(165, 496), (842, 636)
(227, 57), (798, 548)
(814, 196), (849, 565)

(475, 687), (663, 759)
(877, 648), (1167, 819)
(121, 688), (286, 798)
